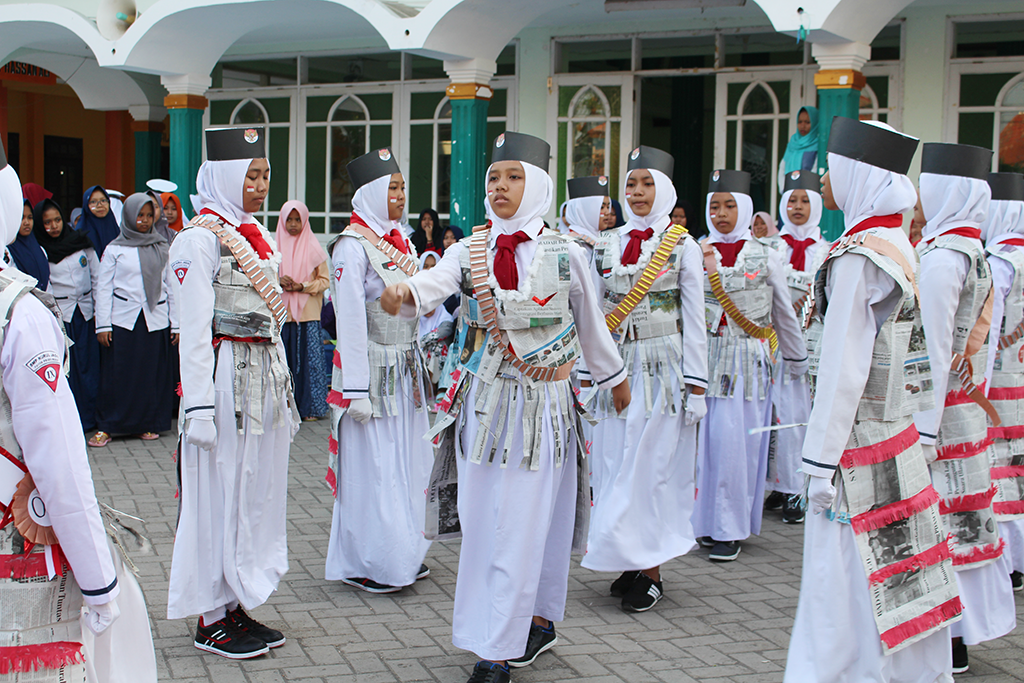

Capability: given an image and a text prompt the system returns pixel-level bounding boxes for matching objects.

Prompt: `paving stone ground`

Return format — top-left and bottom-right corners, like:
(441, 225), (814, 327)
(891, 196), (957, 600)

(90, 419), (1024, 682)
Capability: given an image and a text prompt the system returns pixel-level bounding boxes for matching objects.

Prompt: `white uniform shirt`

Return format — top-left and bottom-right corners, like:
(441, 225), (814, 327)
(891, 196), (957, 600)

(95, 244), (178, 333)
(48, 248), (99, 322)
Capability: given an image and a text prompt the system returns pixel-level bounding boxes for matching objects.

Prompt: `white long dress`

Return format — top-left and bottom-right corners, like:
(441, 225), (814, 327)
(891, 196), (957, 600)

(167, 226), (295, 620)
(399, 234), (625, 661)
(324, 232), (432, 588)
(785, 241), (953, 683)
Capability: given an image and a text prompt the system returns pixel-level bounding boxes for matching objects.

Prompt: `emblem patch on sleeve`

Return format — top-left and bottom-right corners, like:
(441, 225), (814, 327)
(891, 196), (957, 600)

(26, 351), (61, 392)
(172, 259), (191, 284)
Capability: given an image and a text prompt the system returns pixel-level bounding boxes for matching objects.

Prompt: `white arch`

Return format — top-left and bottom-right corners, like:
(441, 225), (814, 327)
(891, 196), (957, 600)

(567, 85), (611, 122)
(995, 72), (1024, 109)
(230, 98), (270, 125)
(327, 94), (371, 123)
(736, 81), (780, 120)
(751, 0), (914, 44)
(432, 96), (452, 120)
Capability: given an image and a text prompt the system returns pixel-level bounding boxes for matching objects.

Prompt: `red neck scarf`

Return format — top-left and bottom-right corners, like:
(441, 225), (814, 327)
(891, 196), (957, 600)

(494, 231), (532, 290)
(781, 235), (816, 271)
(846, 213), (903, 237)
(713, 241), (745, 268)
(999, 237), (1024, 247)
(940, 226), (982, 240)
(350, 212), (408, 254)
(201, 208), (272, 259)
(622, 228), (654, 265)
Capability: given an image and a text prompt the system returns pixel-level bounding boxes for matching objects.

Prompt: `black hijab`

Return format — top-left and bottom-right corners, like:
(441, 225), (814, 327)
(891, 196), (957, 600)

(33, 198), (95, 264)
(9, 200), (50, 287)
(411, 208), (445, 254)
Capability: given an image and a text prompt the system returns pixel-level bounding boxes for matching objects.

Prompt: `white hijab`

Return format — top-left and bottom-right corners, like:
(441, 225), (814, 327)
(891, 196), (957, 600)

(352, 174), (398, 237)
(622, 168), (676, 235)
(0, 164), (22, 246)
(982, 199), (1024, 246)
(486, 160), (553, 238)
(779, 189), (823, 241)
(920, 173), (991, 240)
(704, 191), (754, 244)
(564, 195), (604, 241)
(195, 158), (265, 227)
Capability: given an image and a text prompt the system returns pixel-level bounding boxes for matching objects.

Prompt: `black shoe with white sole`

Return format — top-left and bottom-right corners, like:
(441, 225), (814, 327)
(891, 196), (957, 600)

(416, 564), (430, 580)
(696, 536), (715, 548)
(194, 617), (269, 659)
(709, 541), (741, 562)
(340, 576), (402, 593)
(782, 495), (805, 524)
(507, 620), (557, 667)
(764, 491), (785, 511)
(229, 606), (285, 648)
(466, 661), (511, 683)
(621, 573), (663, 612)
(952, 641), (969, 674)
(1011, 570), (1023, 592)
(610, 570), (640, 597)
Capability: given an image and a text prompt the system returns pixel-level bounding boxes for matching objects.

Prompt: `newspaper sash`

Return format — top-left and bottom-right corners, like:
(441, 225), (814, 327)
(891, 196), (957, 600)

(702, 243), (778, 355)
(194, 217), (288, 327)
(998, 318), (1024, 350)
(467, 227), (574, 383)
(342, 223), (419, 278)
(568, 230), (597, 247)
(951, 287), (1001, 427)
(604, 223), (687, 334)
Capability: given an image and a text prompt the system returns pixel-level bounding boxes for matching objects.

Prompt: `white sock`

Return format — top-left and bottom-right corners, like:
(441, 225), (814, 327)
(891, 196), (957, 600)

(202, 606), (226, 626)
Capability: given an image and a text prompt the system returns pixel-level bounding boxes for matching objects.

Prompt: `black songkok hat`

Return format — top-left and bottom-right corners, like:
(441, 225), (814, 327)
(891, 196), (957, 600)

(0, 136), (6, 170)
(567, 175), (610, 200)
(627, 145), (674, 178)
(707, 169), (750, 195)
(347, 148), (401, 192)
(783, 169), (821, 194)
(206, 126), (267, 161)
(826, 116), (918, 175)
(989, 173), (1024, 202)
(490, 132), (551, 173)
(921, 142), (992, 180)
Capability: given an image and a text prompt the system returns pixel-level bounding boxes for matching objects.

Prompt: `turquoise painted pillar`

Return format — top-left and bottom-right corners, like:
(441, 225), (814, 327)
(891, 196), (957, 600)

(165, 94), (207, 219)
(814, 71), (863, 240)
(446, 82), (491, 233)
(133, 121), (163, 192)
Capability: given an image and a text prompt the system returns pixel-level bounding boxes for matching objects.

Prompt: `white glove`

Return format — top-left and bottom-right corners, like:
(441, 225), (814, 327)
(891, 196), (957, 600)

(82, 600), (120, 635)
(807, 475), (836, 515)
(185, 417), (217, 450)
(684, 393), (707, 426)
(347, 398), (373, 424)
(921, 444), (938, 465)
(788, 357), (809, 379)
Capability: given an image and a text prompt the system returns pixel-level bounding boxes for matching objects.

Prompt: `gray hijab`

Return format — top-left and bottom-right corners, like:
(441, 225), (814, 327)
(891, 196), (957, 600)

(112, 192), (169, 308)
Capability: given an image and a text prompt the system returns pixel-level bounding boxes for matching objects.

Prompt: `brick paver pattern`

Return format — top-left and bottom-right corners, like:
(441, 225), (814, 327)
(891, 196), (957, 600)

(91, 420), (1024, 682)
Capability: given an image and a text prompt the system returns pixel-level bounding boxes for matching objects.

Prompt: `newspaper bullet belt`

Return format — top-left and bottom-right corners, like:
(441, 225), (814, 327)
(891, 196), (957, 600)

(604, 223), (689, 334)
(701, 244), (779, 356)
(468, 226), (573, 383)
(998, 318), (1024, 350)
(343, 223), (419, 277)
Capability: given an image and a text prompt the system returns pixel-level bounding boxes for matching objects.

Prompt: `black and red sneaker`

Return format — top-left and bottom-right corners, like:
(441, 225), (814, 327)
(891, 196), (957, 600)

(229, 606), (286, 648)
(194, 617), (269, 659)
(340, 576), (402, 593)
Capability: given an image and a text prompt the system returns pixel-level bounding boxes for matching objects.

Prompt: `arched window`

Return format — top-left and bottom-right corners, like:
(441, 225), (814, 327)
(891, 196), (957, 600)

(231, 98), (269, 125)
(566, 85), (613, 181)
(733, 81), (784, 216)
(859, 83), (882, 122)
(326, 95), (370, 228)
(996, 75), (1024, 174)
(433, 98), (453, 215)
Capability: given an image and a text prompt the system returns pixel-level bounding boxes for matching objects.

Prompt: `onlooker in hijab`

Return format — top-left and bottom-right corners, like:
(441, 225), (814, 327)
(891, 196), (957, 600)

(276, 200), (330, 421)
(442, 225), (464, 250)
(10, 199), (50, 289)
(21, 182), (52, 209)
(80, 186), (121, 257)
(671, 199), (705, 239)
(410, 208), (444, 254)
(69, 207), (83, 229)
(162, 193), (185, 233)
(778, 106), (820, 193)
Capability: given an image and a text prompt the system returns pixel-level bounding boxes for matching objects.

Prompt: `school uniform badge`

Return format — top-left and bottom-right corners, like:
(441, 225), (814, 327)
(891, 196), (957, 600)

(172, 259), (191, 284)
(26, 351), (61, 392)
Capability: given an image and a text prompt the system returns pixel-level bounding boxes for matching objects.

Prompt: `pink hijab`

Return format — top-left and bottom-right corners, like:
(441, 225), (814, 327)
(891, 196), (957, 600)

(275, 200), (328, 322)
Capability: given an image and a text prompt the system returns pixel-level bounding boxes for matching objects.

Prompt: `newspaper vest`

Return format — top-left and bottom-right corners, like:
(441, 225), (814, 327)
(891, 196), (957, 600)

(593, 228), (689, 415)
(703, 239), (774, 401)
(0, 271), (87, 682)
(986, 243), (1024, 520)
(919, 235), (1002, 569)
(206, 236), (282, 344)
(810, 231), (959, 655)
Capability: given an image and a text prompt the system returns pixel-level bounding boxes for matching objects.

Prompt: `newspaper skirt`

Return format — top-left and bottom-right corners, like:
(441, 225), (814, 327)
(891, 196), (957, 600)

(784, 512), (954, 683)
(767, 359), (811, 496)
(987, 379), (1024, 521)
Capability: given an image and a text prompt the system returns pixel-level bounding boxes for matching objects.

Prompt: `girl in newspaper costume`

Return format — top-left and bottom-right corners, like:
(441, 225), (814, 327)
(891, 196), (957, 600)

(765, 171), (830, 524)
(691, 169), (807, 562)
(785, 117), (960, 683)
(380, 131), (628, 683)
(982, 172), (1024, 591)
(563, 176), (608, 274)
(324, 148), (432, 593)
(168, 126), (297, 660)
(0, 139), (158, 681)
(584, 146), (708, 612)
(915, 144), (1015, 671)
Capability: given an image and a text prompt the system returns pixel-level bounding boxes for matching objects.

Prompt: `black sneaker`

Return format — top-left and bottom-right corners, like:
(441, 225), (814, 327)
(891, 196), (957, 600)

(610, 570), (640, 597)
(765, 491), (786, 511)
(416, 564), (430, 580)
(621, 573), (663, 612)
(696, 536), (715, 548)
(466, 661), (511, 683)
(507, 620), (557, 667)
(229, 606), (285, 648)
(194, 617), (269, 659)
(782, 495), (805, 524)
(1011, 571), (1023, 592)
(709, 541), (741, 562)
(340, 576), (402, 593)
(952, 641), (969, 674)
